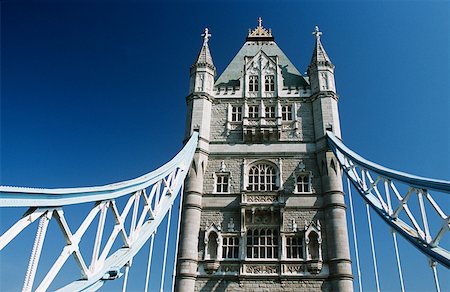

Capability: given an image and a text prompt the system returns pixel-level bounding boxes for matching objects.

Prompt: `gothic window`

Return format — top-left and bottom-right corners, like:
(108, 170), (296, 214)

(265, 75), (275, 91)
(222, 236), (239, 259)
(296, 173), (311, 193)
(216, 174), (229, 193)
(248, 163), (277, 191)
(231, 106), (242, 122)
(281, 105), (293, 121)
(246, 228), (279, 259)
(286, 235), (304, 259)
(248, 106), (259, 118)
(265, 106), (276, 118)
(249, 75), (259, 92)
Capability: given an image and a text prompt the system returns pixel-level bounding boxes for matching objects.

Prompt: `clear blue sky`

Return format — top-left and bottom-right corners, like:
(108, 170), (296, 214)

(1, 0), (449, 291)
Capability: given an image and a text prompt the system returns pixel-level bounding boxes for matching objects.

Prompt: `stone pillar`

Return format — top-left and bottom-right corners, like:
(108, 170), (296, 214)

(175, 152), (207, 292)
(319, 150), (353, 291)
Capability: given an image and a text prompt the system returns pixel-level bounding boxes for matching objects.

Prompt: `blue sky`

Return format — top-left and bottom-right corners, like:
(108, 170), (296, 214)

(1, 0), (449, 291)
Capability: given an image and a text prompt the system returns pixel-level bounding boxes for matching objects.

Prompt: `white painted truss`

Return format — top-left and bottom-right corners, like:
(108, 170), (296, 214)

(327, 131), (450, 269)
(0, 133), (198, 291)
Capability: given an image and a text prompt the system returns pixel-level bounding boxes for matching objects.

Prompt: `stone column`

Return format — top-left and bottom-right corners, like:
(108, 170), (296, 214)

(320, 151), (353, 291)
(175, 152), (207, 292)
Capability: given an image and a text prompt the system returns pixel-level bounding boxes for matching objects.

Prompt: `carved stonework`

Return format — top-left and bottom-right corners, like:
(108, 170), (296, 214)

(246, 194), (277, 203)
(283, 263), (304, 274)
(245, 264), (278, 275)
(220, 264), (240, 273)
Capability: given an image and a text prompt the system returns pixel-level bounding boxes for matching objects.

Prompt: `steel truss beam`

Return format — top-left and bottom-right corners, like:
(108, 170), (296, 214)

(327, 131), (450, 269)
(0, 133), (198, 291)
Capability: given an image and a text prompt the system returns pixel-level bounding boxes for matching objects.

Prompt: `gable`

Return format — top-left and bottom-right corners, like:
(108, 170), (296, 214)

(215, 41), (308, 89)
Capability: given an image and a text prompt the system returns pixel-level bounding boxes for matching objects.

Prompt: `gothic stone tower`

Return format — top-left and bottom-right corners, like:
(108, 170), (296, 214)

(176, 20), (353, 292)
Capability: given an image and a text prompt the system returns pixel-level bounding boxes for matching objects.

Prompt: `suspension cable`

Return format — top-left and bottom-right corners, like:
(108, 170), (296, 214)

(122, 262), (130, 292)
(171, 184), (184, 292)
(430, 260), (441, 292)
(347, 178), (363, 292)
(366, 204), (381, 292)
(144, 233), (156, 292)
(384, 179), (405, 292)
(159, 206), (172, 292)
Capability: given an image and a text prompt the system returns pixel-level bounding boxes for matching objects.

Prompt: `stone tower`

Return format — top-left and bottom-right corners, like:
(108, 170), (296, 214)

(176, 20), (353, 292)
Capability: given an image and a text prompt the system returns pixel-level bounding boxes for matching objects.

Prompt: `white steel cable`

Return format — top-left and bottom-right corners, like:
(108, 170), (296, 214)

(392, 232), (405, 292)
(366, 204), (381, 292)
(145, 192), (159, 292)
(347, 178), (363, 292)
(144, 233), (156, 292)
(384, 180), (405, 292)
(159, 206), (172, 292)
(430, 260), (441, 292)
(171, 184), (184, 292)
(122, 263), (130, 292)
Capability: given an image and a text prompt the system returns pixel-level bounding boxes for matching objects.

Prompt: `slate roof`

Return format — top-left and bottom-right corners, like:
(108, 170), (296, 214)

(215, 41), (309, 88)
(193, 43), (215, 70)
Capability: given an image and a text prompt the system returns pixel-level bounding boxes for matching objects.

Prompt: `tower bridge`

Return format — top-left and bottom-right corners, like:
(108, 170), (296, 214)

(0, 19), (448, 292)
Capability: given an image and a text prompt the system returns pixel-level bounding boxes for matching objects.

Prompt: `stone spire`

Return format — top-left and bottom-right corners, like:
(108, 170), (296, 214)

(307, 26), (336, 94)
(189, 28), (216, 95)
(309, 26), (334, 69)
(192, 28), (215, 71)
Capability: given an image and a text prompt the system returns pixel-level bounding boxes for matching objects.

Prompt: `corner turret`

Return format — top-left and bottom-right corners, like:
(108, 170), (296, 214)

(189, 28), (216, 95)
(307, 26), (336, 94)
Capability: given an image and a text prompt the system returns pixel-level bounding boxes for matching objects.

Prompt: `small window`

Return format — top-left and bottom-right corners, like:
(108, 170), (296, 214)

(231, 106), (242, 122)
(248, 106), (259, 118)
(249, 75), (259, 92)
(282, 105), (293, 121)
(216, 174), (229, 193)
(265, 75), (275, 92)
(247, 228), (279, 259)
(222, 236), (240, 259)
(286, 236), (304, 259)
(265, 106), (275, 118)
(296, 174), (311, 193)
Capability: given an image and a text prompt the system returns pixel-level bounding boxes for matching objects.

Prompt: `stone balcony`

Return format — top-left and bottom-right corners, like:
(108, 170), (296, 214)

(243, 117), (281, 142)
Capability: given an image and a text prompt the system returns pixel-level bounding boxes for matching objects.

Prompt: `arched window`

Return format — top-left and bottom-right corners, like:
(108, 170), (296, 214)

(249, 75), (259, 92)
(248, 163), (277, 191)
(296, 173), (312, 193)
(265, 75), (275, 91)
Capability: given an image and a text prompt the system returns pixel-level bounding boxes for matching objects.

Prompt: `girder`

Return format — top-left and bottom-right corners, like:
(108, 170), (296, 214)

(0, 133), (198, 291)
(326, 131), (450, 269)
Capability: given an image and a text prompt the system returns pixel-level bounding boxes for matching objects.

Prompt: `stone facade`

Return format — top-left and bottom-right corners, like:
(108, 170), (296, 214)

(175, 21), (353, 292)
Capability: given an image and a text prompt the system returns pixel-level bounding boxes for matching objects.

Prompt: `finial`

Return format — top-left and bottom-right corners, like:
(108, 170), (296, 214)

(312, 25), (322, 40)
(201, 28), (211, 45)
(257, 17), (263, 28)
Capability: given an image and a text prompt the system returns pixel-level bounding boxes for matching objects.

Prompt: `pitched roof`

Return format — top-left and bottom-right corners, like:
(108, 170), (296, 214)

(215, 41), (308, 88)
(193, 42), (215, 70)
(309, 26), (333, 68)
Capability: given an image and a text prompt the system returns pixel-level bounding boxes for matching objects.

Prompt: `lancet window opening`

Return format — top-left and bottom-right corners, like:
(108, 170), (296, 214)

(265, 75), (275, 92)
(248, 106), (259, 118)
(231, 106), (242, 122)
(281, 105), (293, 121)
(249, 75), (259, 92)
